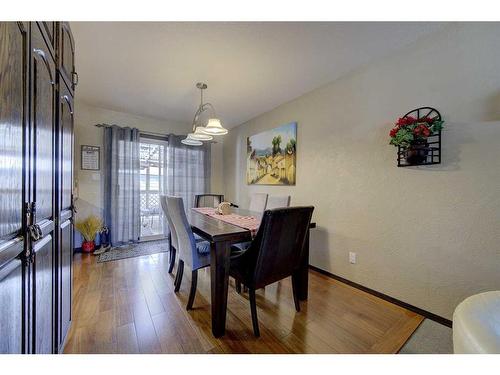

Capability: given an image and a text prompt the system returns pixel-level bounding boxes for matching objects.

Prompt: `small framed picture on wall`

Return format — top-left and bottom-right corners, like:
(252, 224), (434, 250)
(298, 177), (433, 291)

(81, 145), (100, 171)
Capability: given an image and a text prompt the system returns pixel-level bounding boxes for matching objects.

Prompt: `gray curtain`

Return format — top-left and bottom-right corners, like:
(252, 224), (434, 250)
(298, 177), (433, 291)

(103, 125), (141, 245)
(163, 135), (211, 219)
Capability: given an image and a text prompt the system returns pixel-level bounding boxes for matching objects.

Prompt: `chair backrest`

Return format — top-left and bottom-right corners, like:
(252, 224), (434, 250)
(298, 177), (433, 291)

(195, 194), (224, 208)
(266, 195), (291, 210)
(160, 195), (178, 249)
(248, 206), (314, 289)
(165, 196), (197, 268)
(248, 193), (268, 213)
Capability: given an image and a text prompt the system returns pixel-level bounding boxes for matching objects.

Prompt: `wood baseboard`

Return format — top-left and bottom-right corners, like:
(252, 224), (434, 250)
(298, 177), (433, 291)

(309, 265), (452, 328)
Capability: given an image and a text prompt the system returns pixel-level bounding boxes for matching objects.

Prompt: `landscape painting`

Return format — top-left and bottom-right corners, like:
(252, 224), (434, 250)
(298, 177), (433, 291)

(246, 122), (297, 185)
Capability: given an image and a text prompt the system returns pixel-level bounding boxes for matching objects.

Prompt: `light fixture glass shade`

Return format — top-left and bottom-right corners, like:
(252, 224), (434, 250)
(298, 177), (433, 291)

(181, 136), (203, 146)
(202, 118), (228, 135)
(188, 126), (213, 141)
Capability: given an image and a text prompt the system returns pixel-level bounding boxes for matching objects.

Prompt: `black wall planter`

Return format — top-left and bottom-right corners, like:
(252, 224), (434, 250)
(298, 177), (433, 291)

(397, 107), (442, 167)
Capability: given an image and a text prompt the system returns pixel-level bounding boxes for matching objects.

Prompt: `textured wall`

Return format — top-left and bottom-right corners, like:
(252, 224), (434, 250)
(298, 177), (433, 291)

(222, 23), (500, 319)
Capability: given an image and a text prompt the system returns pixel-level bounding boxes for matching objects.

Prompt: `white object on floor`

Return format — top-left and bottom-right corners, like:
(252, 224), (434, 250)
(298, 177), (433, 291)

(453, 291), (500, 353)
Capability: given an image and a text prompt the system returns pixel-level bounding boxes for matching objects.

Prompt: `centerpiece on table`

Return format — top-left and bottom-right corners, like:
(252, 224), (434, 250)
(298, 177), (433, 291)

(75, 215), (104, 253)
(389, 114), (444, 165)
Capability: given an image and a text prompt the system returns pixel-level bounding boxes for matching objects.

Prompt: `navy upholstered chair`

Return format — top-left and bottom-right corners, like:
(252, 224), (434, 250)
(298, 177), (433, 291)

(160, 195), (178, 274)
(165, 196), (211, 310)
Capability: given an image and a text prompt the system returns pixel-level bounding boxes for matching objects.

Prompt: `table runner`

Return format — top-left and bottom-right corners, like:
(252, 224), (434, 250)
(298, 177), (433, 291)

(192, 207), (260, 236)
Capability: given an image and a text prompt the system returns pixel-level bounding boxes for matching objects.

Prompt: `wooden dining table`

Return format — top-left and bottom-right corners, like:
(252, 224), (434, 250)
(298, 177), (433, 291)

(187, 207), (316, 338)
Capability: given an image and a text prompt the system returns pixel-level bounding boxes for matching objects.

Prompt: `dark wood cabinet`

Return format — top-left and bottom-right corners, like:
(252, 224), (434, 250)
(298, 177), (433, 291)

(58, 80), (73, 211)
(30, 23), (56, 223)
(0, 21), (29, 354)
(40, 22), (56, 50)
(32, 232), (54, 353)
(58, 215), (72, 350)
(57, 22), (76, 93)
(0, 21), (75, 354)
(0, 254), (24, 354)
(29, 23), (57, 354)
(56, 78), (74, 351)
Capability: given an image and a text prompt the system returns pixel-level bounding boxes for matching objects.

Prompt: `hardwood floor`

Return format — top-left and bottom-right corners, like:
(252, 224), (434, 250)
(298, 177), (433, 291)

(64, 251), (423, 354)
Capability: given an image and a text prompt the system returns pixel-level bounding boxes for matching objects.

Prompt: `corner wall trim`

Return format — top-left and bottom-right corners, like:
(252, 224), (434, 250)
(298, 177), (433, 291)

(309, 265), (452, 328)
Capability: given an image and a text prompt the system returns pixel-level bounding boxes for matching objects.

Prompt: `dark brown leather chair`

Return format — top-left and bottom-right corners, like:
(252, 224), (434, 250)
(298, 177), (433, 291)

(230, 206), (314, 337)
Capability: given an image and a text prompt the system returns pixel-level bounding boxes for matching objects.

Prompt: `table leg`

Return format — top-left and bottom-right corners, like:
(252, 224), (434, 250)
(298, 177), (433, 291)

(296, 229), (310, 301)
(210, 240), (231, 337)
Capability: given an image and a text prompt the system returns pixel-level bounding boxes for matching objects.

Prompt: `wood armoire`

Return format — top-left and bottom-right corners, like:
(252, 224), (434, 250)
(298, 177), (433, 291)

(0, 21), (76, 354)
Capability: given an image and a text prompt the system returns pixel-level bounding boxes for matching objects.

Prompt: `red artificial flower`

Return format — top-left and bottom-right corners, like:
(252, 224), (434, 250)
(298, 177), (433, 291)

(413, 124), (431, 137)
(406, 116), (417, 124)
(396, 116), (417, 127)
(396, 118), (406, 126)
(389, 128), (398, 138)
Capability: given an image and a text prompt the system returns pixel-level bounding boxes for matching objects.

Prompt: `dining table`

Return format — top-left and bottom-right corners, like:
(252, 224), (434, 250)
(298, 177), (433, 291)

(187, 207), (316, 338)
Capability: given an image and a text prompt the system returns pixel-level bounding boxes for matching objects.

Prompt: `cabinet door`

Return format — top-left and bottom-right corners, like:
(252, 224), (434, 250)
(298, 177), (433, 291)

(0, 22), (28, 354)
(0, 255), (24, 354)
(30, 22), (56, 354)
(59, 82), (73, 211)
(40, 22), (56, 50)
(56, 79), (74, 351)
(58, 22), (75, 92)
(58, 217), (72, 349)
(32, 231), (53, 354)
(0, 22), (26, 240)
(31, 23), (55, 224)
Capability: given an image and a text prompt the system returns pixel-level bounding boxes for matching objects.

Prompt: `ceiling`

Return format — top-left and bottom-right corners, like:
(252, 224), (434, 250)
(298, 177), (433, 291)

(72, 22), (448, 128)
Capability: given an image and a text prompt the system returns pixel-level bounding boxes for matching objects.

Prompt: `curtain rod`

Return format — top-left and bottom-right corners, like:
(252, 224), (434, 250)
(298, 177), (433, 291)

(94, 123), (218, 144)
(94, 123), (173, 138)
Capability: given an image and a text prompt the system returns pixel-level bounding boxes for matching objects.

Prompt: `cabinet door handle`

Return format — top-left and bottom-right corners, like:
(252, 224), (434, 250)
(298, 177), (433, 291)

(28, 225), (40, 241)
(72, 71), (79, 87)
(61, 95), (73, 114)
(33, 48), (54, 84)
(36, 224), (43, 239)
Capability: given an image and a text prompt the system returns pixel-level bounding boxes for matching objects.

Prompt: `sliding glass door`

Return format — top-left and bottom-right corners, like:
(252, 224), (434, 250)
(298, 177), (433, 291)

(139, 137), (166, 240)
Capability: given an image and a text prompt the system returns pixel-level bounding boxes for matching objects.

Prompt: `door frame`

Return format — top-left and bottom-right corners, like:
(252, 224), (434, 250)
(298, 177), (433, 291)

(139, 135), (168, 242)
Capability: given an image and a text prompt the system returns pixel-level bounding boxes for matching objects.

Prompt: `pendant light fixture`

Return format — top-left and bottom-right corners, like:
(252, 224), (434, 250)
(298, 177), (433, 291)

(182, 82), (228, 146)
(180, 135), (203, 146)
(204, 118), (228, 135)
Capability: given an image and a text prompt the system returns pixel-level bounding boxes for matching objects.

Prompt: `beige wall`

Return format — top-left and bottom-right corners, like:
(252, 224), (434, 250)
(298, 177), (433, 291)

(74, 101), (223, 218)
(210, 140), (225, 195)
(222, 23), (500, 319)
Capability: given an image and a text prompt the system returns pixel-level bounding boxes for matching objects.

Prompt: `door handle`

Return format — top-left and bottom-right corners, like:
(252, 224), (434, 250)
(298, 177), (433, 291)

(33, 48), (54, 84)
(28, 224), (40, 241)
(61, 95), (74, 114)
(28, 224), (43, 242)
(36, 224), (42, 239)
(72, 71), (79, 87)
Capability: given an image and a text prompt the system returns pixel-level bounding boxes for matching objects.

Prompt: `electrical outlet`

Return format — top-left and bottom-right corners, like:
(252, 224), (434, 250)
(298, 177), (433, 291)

(349, 252), (357, 264)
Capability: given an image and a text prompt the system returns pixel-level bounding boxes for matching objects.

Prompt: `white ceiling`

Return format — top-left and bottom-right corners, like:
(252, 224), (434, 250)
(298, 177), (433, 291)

(72, 22), (448, 128)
